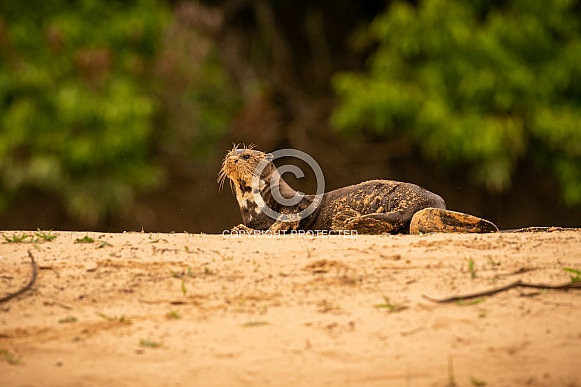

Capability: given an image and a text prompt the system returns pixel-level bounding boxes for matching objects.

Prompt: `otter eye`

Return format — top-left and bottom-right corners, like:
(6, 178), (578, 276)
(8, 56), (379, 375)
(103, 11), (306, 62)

(241, 154), (250, 160)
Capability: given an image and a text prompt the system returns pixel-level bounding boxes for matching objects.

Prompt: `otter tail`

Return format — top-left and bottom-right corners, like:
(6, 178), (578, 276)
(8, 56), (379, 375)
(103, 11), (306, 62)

(409, 208), (499, 234)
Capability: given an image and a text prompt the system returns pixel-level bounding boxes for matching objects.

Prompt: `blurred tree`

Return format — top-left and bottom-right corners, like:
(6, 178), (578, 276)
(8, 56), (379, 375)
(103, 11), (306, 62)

(332, 0), (581, 205)
(0, 0), (240, 225)
(153, 2), (240, 163)
(2, 0), (578, 231)
(0, 0), (169, 223)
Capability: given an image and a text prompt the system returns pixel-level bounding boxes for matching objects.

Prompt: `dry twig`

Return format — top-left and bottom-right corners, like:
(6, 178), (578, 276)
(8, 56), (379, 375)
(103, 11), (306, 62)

(0, 250), (38, 304)
(422, 280), (581, 304)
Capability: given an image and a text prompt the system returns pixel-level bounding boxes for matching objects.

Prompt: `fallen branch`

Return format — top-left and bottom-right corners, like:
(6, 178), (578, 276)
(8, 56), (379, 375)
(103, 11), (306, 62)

(422, 280), (581, 304)
(0, 250), (38, 304)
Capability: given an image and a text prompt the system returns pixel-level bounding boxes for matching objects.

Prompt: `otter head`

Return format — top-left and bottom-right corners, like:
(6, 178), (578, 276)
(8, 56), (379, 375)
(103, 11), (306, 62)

(218, 144), (275, 204)
(219, 145), (319, 230)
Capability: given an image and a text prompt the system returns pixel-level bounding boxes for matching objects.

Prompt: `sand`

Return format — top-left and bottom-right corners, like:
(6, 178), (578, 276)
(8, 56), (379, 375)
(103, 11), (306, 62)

(1, 230), (580, 386)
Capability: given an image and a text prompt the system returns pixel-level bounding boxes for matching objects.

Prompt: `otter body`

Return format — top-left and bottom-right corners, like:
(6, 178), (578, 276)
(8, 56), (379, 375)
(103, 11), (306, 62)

(218, 146), (465, 234)
(310, 180), (446, 233)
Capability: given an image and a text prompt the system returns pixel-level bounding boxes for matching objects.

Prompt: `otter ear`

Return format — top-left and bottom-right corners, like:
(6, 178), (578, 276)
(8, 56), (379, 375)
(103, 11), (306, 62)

(265, 153), (274, 162)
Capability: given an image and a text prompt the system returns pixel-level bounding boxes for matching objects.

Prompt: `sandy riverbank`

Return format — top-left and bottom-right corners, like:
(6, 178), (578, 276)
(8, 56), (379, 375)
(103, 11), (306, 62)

(1, 230), (580, 386)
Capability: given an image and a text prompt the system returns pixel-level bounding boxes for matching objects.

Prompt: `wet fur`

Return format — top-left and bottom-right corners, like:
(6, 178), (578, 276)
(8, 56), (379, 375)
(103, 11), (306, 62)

(219, 146), (447, 234)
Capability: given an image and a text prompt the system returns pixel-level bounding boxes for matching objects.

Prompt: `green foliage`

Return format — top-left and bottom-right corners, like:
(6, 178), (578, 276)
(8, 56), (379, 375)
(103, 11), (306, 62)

(0, 1), (241, 224)
(0, 0), (169, 221)
(332, 0), (581, 203)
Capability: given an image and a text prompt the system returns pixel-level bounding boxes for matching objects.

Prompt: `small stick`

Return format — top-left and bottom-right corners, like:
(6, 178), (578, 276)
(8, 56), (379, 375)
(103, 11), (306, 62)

(422, 280), (581, 304)
(0, 250), (38, 304)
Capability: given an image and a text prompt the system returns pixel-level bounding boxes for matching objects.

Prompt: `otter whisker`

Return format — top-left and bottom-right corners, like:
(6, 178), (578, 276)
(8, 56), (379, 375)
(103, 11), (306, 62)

(217, 170), (228, 190)
(217, 155), (229, 190)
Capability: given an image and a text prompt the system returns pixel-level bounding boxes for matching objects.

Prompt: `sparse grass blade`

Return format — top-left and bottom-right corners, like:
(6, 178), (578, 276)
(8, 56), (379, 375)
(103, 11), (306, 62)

(35, 229), (57, 241)
(58, 316), (78, 324)
(139, 339), (161, 348)
(166, 310), (181, 320)
(96, 312), (132, 325)
(242, 321), (269, 327)
(75, 235), (94, 243)
(455, 298), (485, 306)
(374, 296), (408, 312)
(2, 233), (31, 243)
(563, 267), (581, 283)
(470, 376), (487, 386)
(466, 257), (477, 278)
(181, 278), (187, 296)
(447, 355), (457, 387)
(0, 349), (22, 365)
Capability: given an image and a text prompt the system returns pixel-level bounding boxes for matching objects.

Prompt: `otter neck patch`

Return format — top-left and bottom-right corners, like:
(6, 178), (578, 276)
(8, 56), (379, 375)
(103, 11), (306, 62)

(235, 178), (269, 217)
